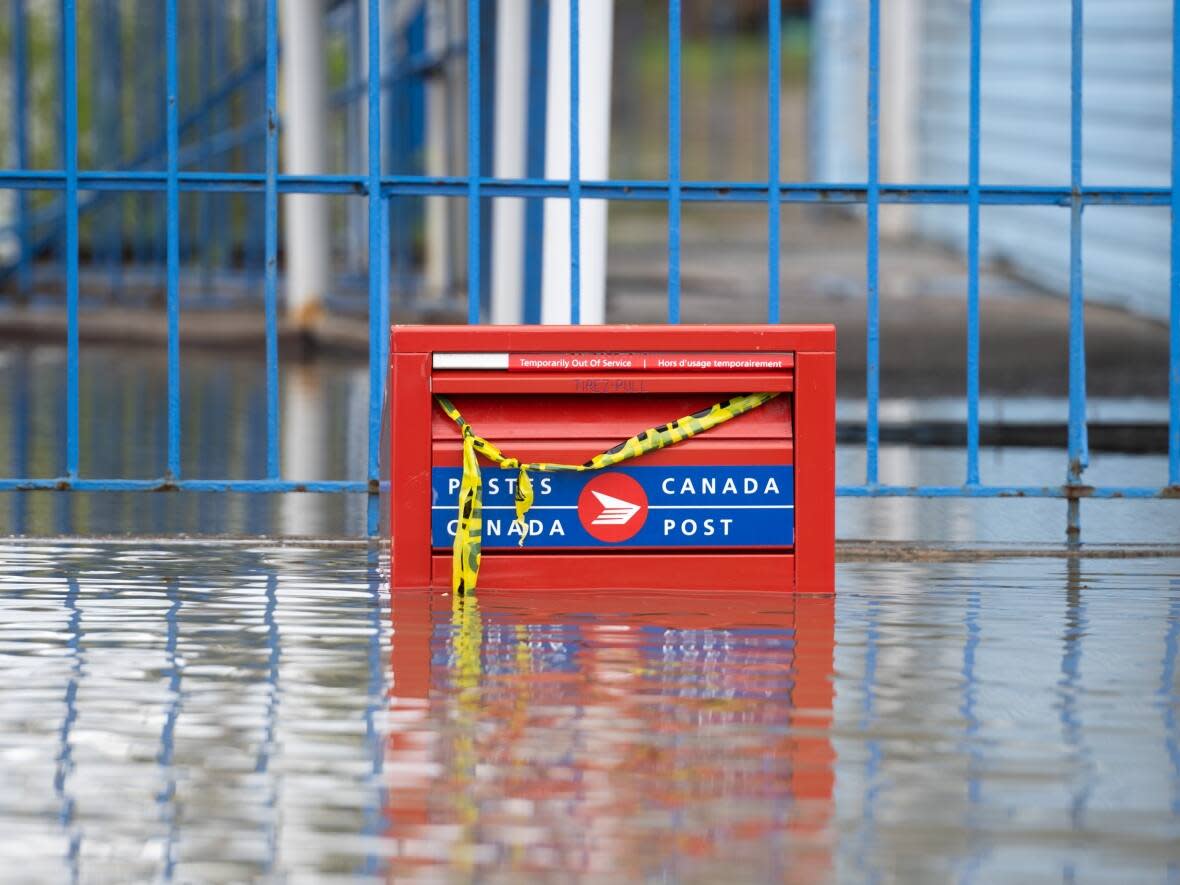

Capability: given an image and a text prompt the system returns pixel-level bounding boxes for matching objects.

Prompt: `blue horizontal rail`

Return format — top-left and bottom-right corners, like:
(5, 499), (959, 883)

(0, 171), (1169, 205)
(0, 479), (376, 493)
(838, 486), (1180, 500)
(0, 478), (1172, 499)
(0, 479), (1170, 500)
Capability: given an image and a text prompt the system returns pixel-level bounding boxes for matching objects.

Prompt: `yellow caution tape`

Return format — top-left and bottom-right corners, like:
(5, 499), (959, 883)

(435, 392), (780, 595)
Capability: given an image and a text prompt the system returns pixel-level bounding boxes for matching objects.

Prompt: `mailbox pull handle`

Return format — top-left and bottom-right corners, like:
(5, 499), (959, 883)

(436, 392), (780, 596)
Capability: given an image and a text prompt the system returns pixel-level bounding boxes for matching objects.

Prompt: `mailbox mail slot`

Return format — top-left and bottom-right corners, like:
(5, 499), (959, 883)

(389, 325), (834, 593)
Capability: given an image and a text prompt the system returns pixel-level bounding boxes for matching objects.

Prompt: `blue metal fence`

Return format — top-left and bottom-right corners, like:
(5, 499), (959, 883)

(0, 0), (1177, 540)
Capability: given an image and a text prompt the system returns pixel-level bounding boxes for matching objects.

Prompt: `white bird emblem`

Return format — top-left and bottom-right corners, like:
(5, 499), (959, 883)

(590, 490), (641, 525)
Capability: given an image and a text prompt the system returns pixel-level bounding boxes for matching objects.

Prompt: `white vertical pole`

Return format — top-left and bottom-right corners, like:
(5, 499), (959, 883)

(541, 0), (614, 325)
(423, 0), (450, 300)
(280, 0), (331, 329)
(490, 0), (529, 324)
(880, 0), (921, 236)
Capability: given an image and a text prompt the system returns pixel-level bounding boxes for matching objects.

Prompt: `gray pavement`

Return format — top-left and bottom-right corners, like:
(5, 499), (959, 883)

(0, 207), (1168, 402)
(606, 206), (1171, 398)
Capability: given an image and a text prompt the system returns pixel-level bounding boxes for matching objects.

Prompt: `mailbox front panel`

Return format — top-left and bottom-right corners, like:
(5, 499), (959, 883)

(390, 325), (835, 593)
(430, 393), (795, 551)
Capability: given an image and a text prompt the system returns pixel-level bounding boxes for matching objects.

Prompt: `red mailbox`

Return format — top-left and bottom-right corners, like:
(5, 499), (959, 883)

(389, 325), (834, 593)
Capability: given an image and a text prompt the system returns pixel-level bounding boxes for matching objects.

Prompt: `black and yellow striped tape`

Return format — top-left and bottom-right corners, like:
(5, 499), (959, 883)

(435, 392), (779, 595)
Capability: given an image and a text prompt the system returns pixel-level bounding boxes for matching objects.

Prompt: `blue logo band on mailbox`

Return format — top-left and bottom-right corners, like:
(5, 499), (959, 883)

(431, 465), (794, 548)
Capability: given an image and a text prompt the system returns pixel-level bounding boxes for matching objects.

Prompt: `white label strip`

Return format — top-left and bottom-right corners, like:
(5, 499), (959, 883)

(433, 352), (510, 370)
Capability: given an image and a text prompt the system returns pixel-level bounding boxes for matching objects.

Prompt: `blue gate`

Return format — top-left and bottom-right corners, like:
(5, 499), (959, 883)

(0, 0), (1176, 540)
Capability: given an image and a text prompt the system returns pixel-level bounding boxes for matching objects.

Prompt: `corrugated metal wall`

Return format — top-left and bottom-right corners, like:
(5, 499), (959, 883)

(810, 0), (1171, 321)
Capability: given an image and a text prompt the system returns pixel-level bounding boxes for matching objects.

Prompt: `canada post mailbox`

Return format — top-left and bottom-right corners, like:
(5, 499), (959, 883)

(389, 325), (834, 593)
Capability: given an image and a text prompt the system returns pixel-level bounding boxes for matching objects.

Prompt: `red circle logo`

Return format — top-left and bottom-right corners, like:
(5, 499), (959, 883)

(577, 473), (648, 543)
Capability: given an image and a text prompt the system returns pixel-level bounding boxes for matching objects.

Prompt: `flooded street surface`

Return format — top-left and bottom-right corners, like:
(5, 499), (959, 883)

(1, 542), (1178, 881)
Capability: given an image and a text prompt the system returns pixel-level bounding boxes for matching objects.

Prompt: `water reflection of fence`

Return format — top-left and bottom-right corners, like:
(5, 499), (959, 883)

(39, 546), (389, 880)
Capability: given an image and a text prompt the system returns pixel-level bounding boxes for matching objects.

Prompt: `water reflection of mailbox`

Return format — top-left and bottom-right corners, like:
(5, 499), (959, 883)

(384, 590), (836, 876)
(389, 325), (835, 592)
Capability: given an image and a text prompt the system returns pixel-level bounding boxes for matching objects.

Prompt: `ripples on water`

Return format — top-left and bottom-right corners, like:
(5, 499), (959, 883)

(1, 543), (1178, 881)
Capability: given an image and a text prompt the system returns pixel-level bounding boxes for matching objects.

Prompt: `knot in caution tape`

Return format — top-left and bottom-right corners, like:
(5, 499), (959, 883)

(435, 392), (779, 596)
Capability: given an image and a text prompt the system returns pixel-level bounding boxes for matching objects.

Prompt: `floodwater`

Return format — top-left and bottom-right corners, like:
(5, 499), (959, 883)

(1, 343), (1179, 544)
(2, 541), (1178, 882)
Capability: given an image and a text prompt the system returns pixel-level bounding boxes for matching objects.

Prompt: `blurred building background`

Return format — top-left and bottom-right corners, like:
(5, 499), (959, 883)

(813, 0), (1170, 320)
(0, 0), (1168, 325)
(0, 1), (825, 332)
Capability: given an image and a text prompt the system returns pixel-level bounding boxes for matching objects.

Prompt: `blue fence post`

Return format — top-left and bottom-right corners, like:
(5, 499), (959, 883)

(165, 0), (181, 480)
(264, 0), (280, 480)
(177, 1), (190, 266)
(367, 0), (384, 534)
(865, 0), (881, 487)
(666, 0), (681, 324)
(767, 0), (781, 324)
(1066, 0), (1089, 543)
(479, 1), (496, 317)
(63, 0), (80, 480)
(966, 0), (982, 487)
(1171, 0), (1180, 488)
(568, 0), (581, 324)
(466, 0), (482, 324)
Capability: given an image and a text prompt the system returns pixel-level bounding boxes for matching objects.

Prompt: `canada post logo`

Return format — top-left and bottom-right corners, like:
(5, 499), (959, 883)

(578, 473), (648, 542)
(431, 465), (794, 549)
